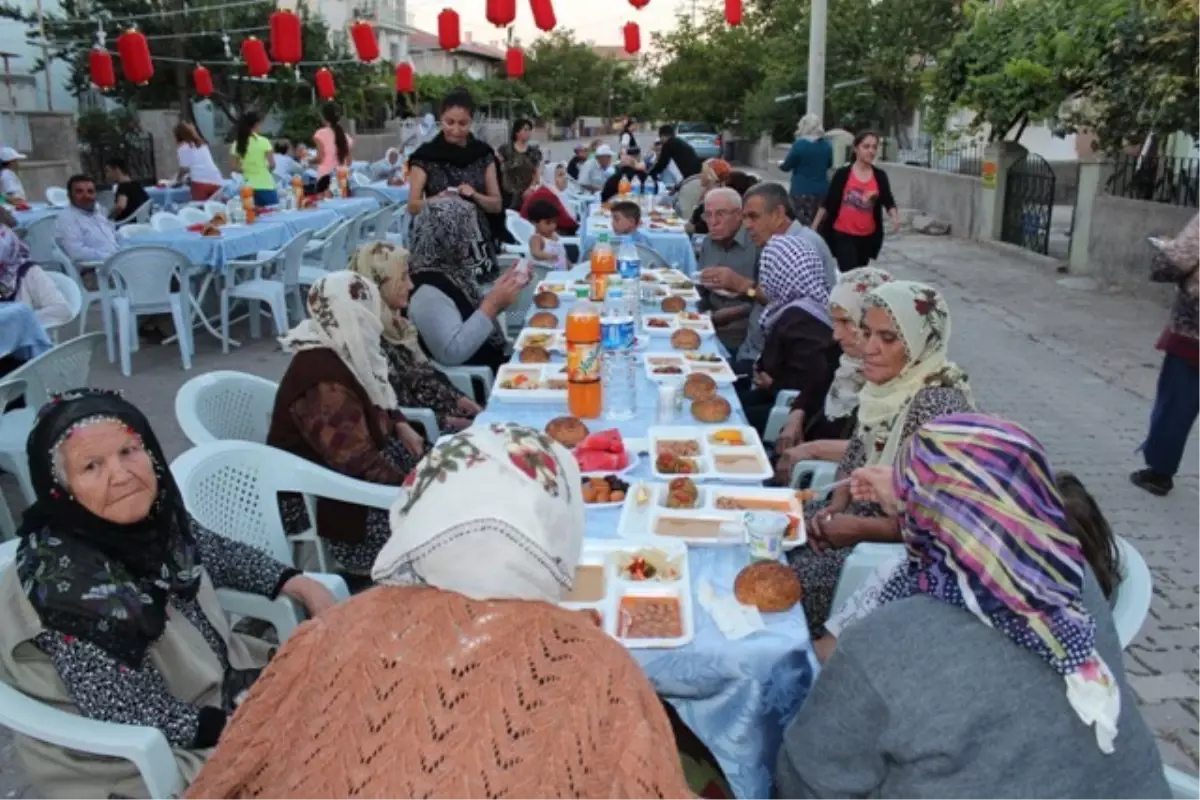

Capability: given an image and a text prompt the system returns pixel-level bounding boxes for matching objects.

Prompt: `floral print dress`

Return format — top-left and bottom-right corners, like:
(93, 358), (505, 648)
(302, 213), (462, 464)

(382, 340), (472, 431)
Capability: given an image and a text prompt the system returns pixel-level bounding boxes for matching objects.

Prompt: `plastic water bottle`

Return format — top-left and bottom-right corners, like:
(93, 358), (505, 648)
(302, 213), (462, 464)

(601, 280), (637, 421)
(631, 175), (643, 204)
(616, 238), (642, 325)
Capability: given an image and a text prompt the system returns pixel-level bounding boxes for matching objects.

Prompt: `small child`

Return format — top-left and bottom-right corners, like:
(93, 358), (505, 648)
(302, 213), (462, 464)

(273, 140), (299, 179)
(527, 199), (569, 271)
(609, 200), (650, 250)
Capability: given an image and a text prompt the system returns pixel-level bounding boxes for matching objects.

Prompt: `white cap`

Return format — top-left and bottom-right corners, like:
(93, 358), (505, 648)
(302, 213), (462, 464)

(595, 144), (614, 157)
(0, 147), (26, 163)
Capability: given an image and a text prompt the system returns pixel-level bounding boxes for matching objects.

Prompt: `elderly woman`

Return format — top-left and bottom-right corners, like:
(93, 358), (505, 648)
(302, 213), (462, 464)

(687, 157), (732, 236)
(777, 414), (1168, 798)
(775, 267), (894, 481)
(348, 242), (481, 431)
(0, 389), (334, 798)
(267, 272), (426, 577)
(790, 280), (974, 630)
(0, 226), (70, 329)
(406, 197), (522, 374)
(780, 114), (832, 226)
(184, 424), (696, 799)
(369, 147), (404, 184)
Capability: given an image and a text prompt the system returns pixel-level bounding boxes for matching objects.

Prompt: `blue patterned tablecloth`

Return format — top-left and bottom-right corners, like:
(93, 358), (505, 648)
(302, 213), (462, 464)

(582, 214), (699, 274)
(318, 197), (379, 220)
(121, 224), (293, 272)
(11, 205), (60, 230)
(146, 185), (193, 210)
(0, 304), (52, 360)
(475, 265), (815, 799)
(365, 182), (410, 204)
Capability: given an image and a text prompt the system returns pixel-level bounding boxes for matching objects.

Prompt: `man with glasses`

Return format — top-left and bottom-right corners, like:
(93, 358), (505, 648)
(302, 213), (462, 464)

(56, 174), (119, 265)
(696, 187), (761, 353)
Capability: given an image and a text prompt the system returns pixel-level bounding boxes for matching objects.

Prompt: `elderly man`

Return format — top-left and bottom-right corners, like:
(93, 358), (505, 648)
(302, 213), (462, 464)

(700, 183), (834, 366)
(566, 143), (589, 181)
(697, 187), (761, 353)
(578, 144), (614, 193)
(56, 174), (119, 264)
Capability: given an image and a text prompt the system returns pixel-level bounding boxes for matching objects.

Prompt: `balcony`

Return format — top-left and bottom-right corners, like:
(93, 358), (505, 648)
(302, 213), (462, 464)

(360, 0), (407, 30)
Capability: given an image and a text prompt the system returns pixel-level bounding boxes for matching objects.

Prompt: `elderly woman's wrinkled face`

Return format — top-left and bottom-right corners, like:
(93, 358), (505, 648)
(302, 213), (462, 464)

(60, 420), (157, 524)
(860, 306), (908, 384)
(831, 305), (861, 357)
(441, 105), (472, 145)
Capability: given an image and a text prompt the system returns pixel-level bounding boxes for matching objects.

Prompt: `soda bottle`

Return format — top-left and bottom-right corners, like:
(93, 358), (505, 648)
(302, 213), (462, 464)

(292, 175), (304, 208)
(566, 300), (602, 419)
(601, 281), (637, 421)
(618, 175), (631, 197)
(590, 233), (616, 276)
(240, 184), (254, 219)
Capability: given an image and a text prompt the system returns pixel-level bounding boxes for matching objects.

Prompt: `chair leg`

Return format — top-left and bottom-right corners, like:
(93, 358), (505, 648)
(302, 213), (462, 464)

(220, 291), (231, 355)
(170, 298), (192, 370)
(269, 290), (288, 339)
(247, 300), (262, 340)
(100, 296), (116, 364)
(116, 304), (132, 377)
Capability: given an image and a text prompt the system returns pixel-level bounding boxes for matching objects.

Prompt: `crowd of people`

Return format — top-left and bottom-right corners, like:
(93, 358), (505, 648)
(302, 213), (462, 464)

(0, 84), (1194, 799)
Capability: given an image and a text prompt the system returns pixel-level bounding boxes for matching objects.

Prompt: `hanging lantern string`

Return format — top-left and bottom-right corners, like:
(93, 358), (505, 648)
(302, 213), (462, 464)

(54, 26), (267, 45)
(91, 48), (366, 67)
(90, 0), (271, 25)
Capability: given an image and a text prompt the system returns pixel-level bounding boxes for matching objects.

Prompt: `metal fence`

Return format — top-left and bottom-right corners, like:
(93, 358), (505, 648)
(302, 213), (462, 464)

(1104, 154), (1199, 208)
(79, 132), (158, 186)
(884, 136), (986, 177)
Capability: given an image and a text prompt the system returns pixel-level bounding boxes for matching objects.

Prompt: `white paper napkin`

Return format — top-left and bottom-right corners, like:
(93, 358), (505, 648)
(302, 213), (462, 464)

(697, 579), (765, 640)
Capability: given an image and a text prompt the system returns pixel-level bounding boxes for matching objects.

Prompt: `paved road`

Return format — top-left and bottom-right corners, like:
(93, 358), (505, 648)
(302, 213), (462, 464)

(0, 182), (1195, 797)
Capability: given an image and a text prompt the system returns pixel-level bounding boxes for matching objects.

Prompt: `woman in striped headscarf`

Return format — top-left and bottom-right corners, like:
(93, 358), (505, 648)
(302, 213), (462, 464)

(776, 414), (1168, 799)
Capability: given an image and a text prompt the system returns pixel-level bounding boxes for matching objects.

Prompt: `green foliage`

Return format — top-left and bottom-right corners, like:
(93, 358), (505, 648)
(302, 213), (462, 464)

(76, 106), (142, 151)
(519, 31), (652, 125)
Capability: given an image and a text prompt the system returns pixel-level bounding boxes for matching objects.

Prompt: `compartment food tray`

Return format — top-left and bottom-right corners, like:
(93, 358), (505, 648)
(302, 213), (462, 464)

(647, 424), (773, 482)
(491, 364), (568, 402)
(616, 482), (807, 549)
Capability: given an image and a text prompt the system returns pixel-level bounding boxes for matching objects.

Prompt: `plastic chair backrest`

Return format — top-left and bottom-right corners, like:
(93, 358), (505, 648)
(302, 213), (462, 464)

(150, 211), (185, 232)
(1111, 537), (1152, 649)
(49, 240), (82, 284)
(1165, 765), (1199, 799)
(371, 205), (397, 241)
(177, 207), (210, 226)
(21, 216), (59, 264)
(44, 187), (68, 208)
(175, 370), (279, 445)
(351, 172), (371, 187)
(351, 186), (389, 206)
(118, 223), (154, 240)
(114, 200), (153, 227)
(44, 271), (83, 324)
(103, 246), (192, 307)
(319, 219), (354, 272)
(506, 214), (535, 247)
(4, 332), (104, 408)
(171, 440), (401, 565)
(274, 229), (314, 286)
(635, 243), (671, 270)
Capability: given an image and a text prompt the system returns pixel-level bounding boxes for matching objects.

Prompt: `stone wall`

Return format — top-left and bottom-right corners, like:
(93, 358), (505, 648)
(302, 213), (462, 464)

(138, 109), (183, 181)
(24, 112), (79, 172)
(19, 161), (73, 203)
(1083, 194), (1196, 292)
(876, 163), (984, 239)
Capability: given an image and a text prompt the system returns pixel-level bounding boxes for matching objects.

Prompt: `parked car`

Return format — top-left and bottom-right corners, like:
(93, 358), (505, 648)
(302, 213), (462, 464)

(674, 122), (723, 161)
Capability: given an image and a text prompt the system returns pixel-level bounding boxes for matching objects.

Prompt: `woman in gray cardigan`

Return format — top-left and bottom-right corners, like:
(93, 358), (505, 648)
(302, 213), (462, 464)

(777, 413), (1167, 799)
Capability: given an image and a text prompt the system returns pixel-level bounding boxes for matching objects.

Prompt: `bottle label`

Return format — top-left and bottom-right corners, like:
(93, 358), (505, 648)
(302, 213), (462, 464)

(618, 258), (641, 280)
(567, 341), (601, 384)
(602, 318), (635, 350)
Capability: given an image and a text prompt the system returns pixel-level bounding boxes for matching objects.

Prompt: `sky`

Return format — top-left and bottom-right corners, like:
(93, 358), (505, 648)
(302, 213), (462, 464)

(407, 0), (691, 48)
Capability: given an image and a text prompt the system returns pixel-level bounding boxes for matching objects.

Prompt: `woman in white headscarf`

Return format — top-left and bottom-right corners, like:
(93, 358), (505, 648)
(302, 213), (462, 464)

(369, 147), (404, 184)
(185, 424), (698, 799)
(780, 113), (832, 225)
(266, 271), (427, 576)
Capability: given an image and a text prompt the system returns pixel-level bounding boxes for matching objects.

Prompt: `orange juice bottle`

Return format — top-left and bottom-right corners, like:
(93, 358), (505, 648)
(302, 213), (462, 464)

(291, 175), (303, 207)
(239, 185), (254, 222)
(618, 175), (631, 197)
(590, 233), (616, 276)
(566, 300), (602, 419)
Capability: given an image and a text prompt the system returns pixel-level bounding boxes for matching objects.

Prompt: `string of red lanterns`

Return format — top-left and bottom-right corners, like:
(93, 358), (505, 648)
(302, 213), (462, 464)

(192, 64), (213, 96)
(116, 29), (154, 85)
(623, 22), (640, 54)
(725, 0), (743, 26)
(529, 0), (556, 32)
(438, 8), (461, 50)
(269, 9), (302, 65)
(89, 48), (115, 90)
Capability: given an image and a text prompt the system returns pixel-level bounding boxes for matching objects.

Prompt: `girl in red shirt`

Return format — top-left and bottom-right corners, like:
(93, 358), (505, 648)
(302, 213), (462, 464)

(814, 131), (901, 273)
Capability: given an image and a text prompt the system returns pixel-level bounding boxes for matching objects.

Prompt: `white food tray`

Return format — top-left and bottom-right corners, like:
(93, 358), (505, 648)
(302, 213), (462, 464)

(616, 482), (807, 549)
(536, 280), (588, 297)
(559, 539), (695, 649)
(491, 364), (568, 402)
(676, 313), (716, 337)
(644, 354), (737, 385)
(642, 314), (680, 336)
(647, 425), (773, 482)
(515, 329), (566, 353)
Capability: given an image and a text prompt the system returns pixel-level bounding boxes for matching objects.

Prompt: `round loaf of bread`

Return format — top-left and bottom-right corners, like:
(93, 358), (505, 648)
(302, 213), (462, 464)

(671, 328), (701, 351)
(660, 295), (687, 313)
(529, 311), (559, 329)
(691, 396), (731, 423)
(683, 373), (718, 402)
(534, 291), (560, 309)
(734, 561), (802, 612)
(545, 416), (589, 449)
(519, 346), (551, 364)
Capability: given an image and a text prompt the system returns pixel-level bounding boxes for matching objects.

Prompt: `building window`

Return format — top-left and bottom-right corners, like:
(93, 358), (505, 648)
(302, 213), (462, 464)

(390, 42), (401, 62)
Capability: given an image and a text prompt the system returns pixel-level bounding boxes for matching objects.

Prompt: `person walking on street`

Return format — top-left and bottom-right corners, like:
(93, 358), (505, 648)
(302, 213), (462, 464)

(648, 125), (702, 183)
(313, 103), (354, 193)
(781, 114), (833, 225)
(619, 118), (640, 155)
(813, 131), (900, 272)
(1131, 212), (1199, 496)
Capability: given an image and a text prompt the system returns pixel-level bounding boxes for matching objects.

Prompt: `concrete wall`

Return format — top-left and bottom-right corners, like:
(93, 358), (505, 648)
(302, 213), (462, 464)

(1084, 194), (1196, 292)
(883, 163), (984, 239)
(138, 109), (184, 181)
(24, 112), (77, 170)
(20, 161), (72, 203)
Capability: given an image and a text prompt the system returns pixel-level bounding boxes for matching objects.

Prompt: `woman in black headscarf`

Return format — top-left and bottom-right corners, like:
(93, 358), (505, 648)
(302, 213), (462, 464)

(406, 86), (504, 283)
(0, 389), (335, 799)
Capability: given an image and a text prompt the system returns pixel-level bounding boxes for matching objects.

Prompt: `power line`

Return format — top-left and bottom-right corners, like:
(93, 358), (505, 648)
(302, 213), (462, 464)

(93, 0), (272, 25)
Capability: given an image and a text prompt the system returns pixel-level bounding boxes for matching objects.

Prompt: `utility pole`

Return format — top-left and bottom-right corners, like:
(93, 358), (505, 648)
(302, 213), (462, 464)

(34, 0), (52, 110)
(805, 0), (826, 120)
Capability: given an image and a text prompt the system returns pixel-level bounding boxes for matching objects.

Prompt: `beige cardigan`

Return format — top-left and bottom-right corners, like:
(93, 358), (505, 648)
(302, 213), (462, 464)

(0, 564), (270, 799)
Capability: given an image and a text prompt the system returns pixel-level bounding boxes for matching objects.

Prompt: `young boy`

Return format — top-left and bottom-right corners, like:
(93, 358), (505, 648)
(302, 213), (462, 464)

(610, 200), (650, 246)
(527, 199), (569, 270)
(273, 140), (300, 180)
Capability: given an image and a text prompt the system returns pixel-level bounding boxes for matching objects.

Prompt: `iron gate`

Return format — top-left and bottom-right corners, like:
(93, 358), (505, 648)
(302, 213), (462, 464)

(1001, 152), (1056, 255)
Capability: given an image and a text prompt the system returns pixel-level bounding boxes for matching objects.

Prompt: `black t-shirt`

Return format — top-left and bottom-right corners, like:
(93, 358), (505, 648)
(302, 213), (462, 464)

(566, 155), (586, 180)
(113, 180), (150, 222)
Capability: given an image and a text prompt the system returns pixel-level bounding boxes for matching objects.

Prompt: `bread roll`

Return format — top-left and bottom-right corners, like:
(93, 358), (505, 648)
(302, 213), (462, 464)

(519, 346), (551, 364)
(671, 328), (701, 351)
(534, 291), (560, 309)
(734, 561), (802, 612)
(691, 396), (731, 423)
(529, 311), (559, 329)
(683, 373), (718, 402)
(545, 416), (589, 449)
(660, 295), (686, 313)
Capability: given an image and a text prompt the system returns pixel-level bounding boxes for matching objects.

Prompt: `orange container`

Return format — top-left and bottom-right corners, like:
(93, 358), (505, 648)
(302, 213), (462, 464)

(566, 301), (602, 419)
(618, 176), (631, 196)
(291, 175), (304, 207)
(590, 235), (616, 276)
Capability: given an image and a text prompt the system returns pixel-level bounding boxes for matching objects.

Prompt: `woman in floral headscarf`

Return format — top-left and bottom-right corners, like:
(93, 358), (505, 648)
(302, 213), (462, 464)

(0, 225), (69, 328)
(789, 280), (974, 630)
(185, 424), (698, 799)
(268, 271), (427, 576)
(776, 414), (1168, 798)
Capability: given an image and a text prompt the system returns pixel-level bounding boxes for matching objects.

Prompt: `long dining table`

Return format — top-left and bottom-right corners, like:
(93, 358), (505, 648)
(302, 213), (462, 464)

(472, 263), (816, 799)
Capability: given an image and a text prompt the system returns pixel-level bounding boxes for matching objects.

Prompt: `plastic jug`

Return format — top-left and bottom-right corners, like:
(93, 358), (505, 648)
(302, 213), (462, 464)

(566, 301), (603, 419)
(590, 232), (616, 276)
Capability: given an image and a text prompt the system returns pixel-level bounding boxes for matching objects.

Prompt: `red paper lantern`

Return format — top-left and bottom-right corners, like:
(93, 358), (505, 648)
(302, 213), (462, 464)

(315, 67), (336, 99)
(192, 64), (213, 97)
(505, 46), (525, 79)
(529, 0), (556, 31)
(116, 29), (154, 85)
(486, 0), (517, 27)
(395, 62), (414, 93)
(88, 48), (115, 90)
(622, 21), (640, 54)
(350, 20), (379, 62)
(725, 0), (742, 25)
(241, 37), (271, 77)
(437, 9), (460, 50)
(629, 0), (650, 7)
(269, 10), (303, 65)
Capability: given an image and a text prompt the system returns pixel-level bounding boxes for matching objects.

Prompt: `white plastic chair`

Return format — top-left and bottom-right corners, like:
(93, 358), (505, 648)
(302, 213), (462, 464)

(44, 187), (68, 208)
(0, 334), (104, 504)
(149, 211), (185, 232)
(19, 216), (58, 266)
(171, 439), (402, 574)
(101, 246), (194, 377)
(203, 200), (226, 217)
(351, 171), (372, 188)
(1166, 766), (1200, 799)
(176, 206), (210, 226)
(51, 239), (112, 355)
(830, 542), (904, 614)
(676, 174), (704, 220)
(433, 362), (492, 403)
(0, 537), (345, 799)
(764, 390), (801, 444)
(299, 218), (354, 286)
(43, 271), (83, 342)
(114, 200), (152, 228)
(0, 379), (24, 538)
(220, 230), (313, 353)
(117, 223), (154, 240)
(504, 212), (535, 257)
(1111, 537), (1152, 649)
(175, 370), (278, 446)
(367, 204), (397, 242)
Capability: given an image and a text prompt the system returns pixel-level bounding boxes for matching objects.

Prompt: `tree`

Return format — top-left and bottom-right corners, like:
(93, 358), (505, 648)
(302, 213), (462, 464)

(520, 31), (651, 125)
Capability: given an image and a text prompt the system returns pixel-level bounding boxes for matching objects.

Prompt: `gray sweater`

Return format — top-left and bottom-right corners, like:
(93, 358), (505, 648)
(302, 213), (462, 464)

(408, 284), (497, 366)
(777, 573), (1168, 799)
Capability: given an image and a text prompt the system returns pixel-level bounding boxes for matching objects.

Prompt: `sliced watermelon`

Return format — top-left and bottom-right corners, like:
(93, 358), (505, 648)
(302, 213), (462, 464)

(577, 429), (625, 455)
(574, 449), (629, 473)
